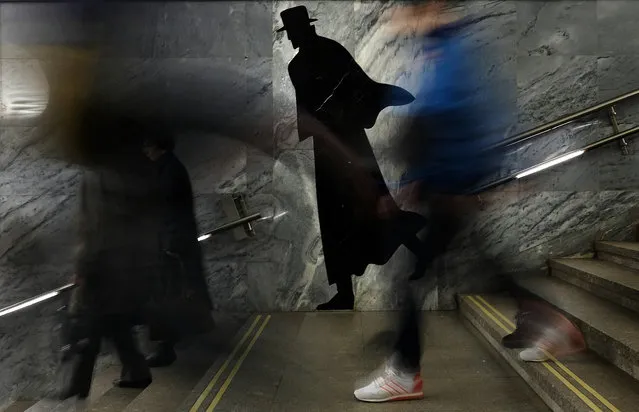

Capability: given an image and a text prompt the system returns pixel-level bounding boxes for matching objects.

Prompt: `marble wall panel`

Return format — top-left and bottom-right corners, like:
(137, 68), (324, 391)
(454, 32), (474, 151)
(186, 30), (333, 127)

(597, 0), (639, 55)
(597, 55), (639, 130)
(154, 2), (249, 58)
(517, 1), (598, 56)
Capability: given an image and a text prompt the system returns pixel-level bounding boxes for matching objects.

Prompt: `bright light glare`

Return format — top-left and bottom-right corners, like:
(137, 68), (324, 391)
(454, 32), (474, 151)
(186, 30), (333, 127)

(0, 291), (59, 318)
(197, 234), (211, 242)
(273, 211), (288, 220)
(516, 150), (585, 179)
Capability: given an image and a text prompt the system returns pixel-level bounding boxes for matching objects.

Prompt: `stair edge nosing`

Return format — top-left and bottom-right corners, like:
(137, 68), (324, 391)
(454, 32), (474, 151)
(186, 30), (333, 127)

(596, 242), (639, 260)
(460, 296), (576, 412)
(549, 260), (639, 300)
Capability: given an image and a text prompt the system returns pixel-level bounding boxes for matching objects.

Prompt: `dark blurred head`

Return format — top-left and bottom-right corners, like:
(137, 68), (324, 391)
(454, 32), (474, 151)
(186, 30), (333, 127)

(390, 0), (461, 36)
(142, 130), (174, 161)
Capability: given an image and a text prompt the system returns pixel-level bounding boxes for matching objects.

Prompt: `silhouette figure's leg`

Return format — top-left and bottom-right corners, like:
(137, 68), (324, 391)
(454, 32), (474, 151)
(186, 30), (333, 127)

(317, 275), (355, 310)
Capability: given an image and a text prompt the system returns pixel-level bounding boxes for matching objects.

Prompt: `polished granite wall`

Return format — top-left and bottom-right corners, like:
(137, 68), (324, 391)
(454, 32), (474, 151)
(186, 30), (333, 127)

(1, 0), (639, 403)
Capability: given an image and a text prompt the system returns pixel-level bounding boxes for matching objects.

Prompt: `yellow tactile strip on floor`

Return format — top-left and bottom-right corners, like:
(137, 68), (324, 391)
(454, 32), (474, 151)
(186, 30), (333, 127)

(464, 295), (620, 412)
(189, 314), (271, 412)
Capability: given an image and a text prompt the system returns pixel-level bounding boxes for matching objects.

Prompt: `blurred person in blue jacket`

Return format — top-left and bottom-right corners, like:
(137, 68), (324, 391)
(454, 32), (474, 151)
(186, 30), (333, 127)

(355, 1), (510, 402)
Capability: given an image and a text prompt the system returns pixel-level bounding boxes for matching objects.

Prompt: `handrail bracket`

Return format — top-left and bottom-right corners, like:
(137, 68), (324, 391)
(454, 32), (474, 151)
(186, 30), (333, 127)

(608, 105), (630, 155)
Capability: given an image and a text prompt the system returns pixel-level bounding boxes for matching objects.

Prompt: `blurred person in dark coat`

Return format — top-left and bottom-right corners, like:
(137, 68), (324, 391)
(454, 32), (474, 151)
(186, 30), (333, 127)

(142, 132), (214, 368)
(64, 112), (157, 402)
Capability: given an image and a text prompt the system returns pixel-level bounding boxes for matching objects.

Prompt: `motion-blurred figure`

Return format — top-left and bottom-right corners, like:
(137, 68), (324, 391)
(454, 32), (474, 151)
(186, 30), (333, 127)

(355, 1), (509, 402)
(64, 112), (156, 403)
(354, 1), (585, 403)
(278, 5), (427, 310)
(142, 133), (214, 368)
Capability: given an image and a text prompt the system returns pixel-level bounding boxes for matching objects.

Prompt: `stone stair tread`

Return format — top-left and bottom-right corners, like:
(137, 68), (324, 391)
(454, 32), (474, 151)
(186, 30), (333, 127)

(596, 241), (639, 257)
(122, 334), (225, 412)
(551, 258), (639, 291)
(461, 294), (639, 411)
(87, 387), (141, 412)
(2, 401), (36, 412)
(516, 273), (639, 352)
(25, 364), (119, 412)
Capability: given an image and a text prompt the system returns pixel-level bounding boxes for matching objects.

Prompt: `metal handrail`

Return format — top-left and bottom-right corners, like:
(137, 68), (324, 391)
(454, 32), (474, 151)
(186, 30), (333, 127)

(197, 213), (262, 241)
(496, 88), (639, 149)
(0, 283), (76, 318)
(0, 212), (264, 318)
(473, 125), (639, 193)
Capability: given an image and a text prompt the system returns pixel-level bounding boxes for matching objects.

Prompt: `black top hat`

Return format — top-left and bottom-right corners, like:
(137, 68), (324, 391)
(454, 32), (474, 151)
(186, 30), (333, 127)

(276, 6), (318, 33)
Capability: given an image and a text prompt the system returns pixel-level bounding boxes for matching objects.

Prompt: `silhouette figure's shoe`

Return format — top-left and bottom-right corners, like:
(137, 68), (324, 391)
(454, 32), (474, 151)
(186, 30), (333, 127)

(146, 343), (177, 368)
(317, 292), (354, 310)
(113, 377), (152, 389)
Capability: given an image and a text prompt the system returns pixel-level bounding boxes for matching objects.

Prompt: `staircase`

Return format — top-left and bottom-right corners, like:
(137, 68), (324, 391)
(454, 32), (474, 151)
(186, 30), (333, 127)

(461, 241), (639, 411)
(0, 315), (247, 412)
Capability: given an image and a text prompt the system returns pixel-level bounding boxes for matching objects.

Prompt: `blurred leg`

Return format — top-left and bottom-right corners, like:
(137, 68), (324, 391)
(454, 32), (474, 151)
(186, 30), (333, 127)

(147, 319), (178, 368)
(65, 319), (101, 399)
(107, 314), (152, 387)
(393, 289), (421, 372)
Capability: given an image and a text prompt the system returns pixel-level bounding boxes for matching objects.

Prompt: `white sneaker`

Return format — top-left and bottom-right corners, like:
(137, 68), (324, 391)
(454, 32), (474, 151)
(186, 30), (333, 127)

(520, 320), (586, 363)
(519, 347), (548, 362)
(354, 360), (423, 402)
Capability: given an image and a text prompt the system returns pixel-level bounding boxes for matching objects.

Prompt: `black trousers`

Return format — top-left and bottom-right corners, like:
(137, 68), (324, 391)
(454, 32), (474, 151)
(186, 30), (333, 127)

(393, 192), (537, 370)
(69, 313), (150, 398)
(394, 201), (462, 370)
(148, 317), (179, 345)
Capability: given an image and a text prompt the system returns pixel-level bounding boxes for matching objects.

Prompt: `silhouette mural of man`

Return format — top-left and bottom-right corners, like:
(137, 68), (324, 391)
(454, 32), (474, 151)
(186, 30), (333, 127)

(278, 6), (427, 310)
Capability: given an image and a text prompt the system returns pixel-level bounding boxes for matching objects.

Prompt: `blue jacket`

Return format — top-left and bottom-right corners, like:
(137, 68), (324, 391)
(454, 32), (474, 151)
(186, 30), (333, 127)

(399, 18), (508, 194)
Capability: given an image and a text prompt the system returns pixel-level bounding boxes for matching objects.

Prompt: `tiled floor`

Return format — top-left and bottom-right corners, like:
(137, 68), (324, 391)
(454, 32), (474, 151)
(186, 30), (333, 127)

(208, 312), (549, 411)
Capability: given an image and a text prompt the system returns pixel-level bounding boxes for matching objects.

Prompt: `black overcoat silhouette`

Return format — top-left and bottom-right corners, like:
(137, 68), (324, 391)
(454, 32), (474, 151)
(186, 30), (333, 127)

(288, 35), (426, 285)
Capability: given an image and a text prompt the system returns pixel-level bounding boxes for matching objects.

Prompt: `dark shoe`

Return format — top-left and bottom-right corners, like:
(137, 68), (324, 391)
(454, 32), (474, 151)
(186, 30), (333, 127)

(501, 311), (536, 349)
(58, 386), (89, 401)
(502, 330), (533, 349)
(146, 344), (177, 368)
(113, 377), (152, 389)
(317, 292), (355, 310)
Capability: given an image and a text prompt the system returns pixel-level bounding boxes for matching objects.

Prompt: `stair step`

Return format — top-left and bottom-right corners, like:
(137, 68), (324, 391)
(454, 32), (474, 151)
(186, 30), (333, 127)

(596, 241), (639, 271)
(515, 274), (639, 381)
(87, 387), (141, 412)
(460, 294), (639, 412)
(122, 331), (238, 412)
(550, 258), (639, 313)
(25, 364), (119, 412)
(2, 401), (36, 412)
